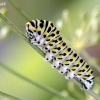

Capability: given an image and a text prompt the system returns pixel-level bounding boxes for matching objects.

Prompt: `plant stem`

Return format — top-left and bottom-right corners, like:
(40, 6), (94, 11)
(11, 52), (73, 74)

(0, 91), (24, 100)
(8, 0), (30, 21)
(0, 13), (100, 100)
(0, 62), (75, 100)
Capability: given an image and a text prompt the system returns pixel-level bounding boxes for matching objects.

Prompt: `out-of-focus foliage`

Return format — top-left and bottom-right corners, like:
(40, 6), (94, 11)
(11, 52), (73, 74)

(0, 7), (7, 23)
(55, 6), (100, 100)
(56, 6), (100, 52)
(0, 0), (100, 100)
(1, 97), (10, 100)
(0, 7), (10, 39)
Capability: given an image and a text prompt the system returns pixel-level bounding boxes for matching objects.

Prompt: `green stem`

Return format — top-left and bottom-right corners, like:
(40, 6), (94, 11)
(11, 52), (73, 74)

(0, 13), (100, 100)
(0, 91), (24, 100)
(0, 62), (75, 100)
(67, 81), (85, 100)
(82, 50), (100, 73)
(8, 0), (30, 21)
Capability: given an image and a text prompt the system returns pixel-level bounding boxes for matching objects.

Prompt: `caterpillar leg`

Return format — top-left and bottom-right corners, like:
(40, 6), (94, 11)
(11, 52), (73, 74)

(51, 57), (61, 68)
(58, 64), (68, 74)
(65, 69), (75, 79)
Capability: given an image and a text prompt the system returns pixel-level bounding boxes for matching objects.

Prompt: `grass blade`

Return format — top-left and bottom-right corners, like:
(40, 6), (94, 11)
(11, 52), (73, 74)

(8, 0), (30, 21)
(0, 91), (24, 100)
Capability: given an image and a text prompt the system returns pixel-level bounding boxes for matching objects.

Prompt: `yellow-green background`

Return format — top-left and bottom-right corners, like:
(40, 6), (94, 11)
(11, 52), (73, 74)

(0, 0), (100, 100)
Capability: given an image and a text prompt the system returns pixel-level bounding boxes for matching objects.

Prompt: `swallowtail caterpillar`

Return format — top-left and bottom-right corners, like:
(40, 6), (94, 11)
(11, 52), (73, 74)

(25, 19), (95, 90)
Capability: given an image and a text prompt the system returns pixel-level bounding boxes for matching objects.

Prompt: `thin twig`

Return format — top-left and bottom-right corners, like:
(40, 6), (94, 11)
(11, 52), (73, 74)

(8, 0), (30, 21)
(0, 13), (100, 100)
(0, 91), (24, 100)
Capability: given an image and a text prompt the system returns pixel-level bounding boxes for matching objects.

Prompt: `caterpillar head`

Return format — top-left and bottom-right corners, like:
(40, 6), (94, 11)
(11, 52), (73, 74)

(25, 21), (37, 44)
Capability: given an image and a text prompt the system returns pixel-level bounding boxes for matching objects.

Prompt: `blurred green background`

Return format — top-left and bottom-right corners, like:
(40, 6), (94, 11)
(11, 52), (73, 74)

(0, 0), (100, 100)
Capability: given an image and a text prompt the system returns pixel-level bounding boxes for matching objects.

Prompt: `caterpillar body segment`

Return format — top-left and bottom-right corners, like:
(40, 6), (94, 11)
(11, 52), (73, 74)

(33, 20), (51, 45)
(52, 46), (72, 68)
(25, 19), (95, 90)
(35, 19), (48, 42)
(45, 41), (67, 61)
(42, 35), (62, 53)
(81, 68), (94, 81)
(80, 68), (95, 90)
(37, 21), (55, 46)
(58, 51), (78, 74)
(58, 51), (73, 74)
(42, 27), (60, 47)
(65, 57), (84, 79)
(75, 63), (90, 81)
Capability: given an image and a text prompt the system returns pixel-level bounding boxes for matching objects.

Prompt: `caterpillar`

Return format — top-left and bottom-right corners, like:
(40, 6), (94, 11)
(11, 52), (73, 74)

(25, 19), (95, 90)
